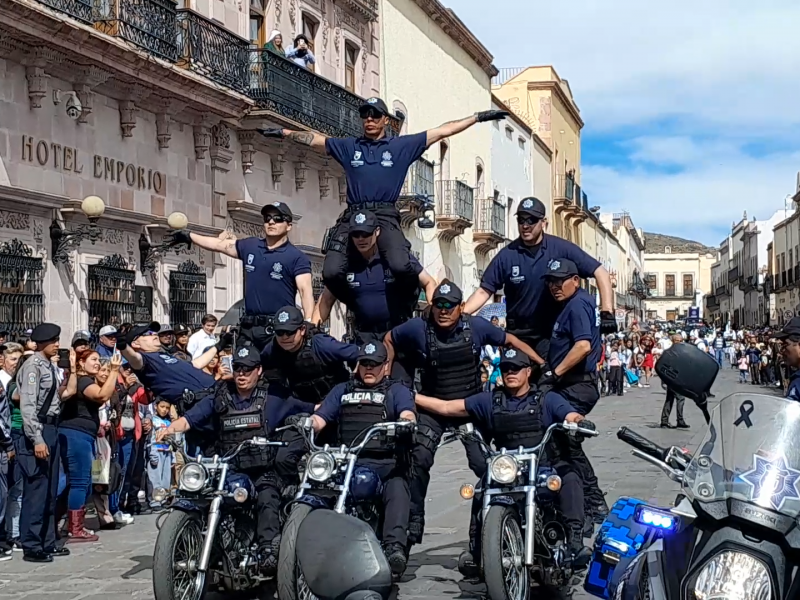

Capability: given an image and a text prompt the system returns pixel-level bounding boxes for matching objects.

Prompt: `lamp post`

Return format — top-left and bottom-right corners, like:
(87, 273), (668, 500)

(50, 196), (106, 264)
(139, 211), (190, 274)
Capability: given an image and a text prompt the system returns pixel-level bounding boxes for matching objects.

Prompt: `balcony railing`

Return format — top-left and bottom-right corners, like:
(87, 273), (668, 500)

(39, 0), (92, 24)
(400, 158), (435, 200)
(728, 266), (739, 282)
(177, 9), (250, 93)
(782, 271), (788, 288)
(554, 173), (575, 201)
(475, 198), (506, 238)
(436, 180), (474, 222)
(716, 285), (726, 296)
(94, 0), (178, 62)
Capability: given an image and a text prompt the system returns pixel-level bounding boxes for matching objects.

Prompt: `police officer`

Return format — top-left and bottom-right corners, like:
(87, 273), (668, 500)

(171, 324), (192, 360)
(463, 197), (617, 374)
(311, 209), (437, 383)
(384, 280), (543, 544)
(157, 345), (314, 574)
(539, 258), (607, 524)
(415, 348), (594, 575)
(260, 99), (509, 293)
(261, 305), (358, 404)
(776, 317), (800, 400)
(16, 323), (65, 563)
(309, 340), (416, 577)
(173, 202), (315, 350)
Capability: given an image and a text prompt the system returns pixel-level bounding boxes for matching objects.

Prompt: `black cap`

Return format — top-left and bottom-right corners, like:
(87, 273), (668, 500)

(232, 345), (261, 369)
(542, 258), (579, 280)
(174, 324), (190, 335)
(158, 324), (174, 335)
(776, 317), (800, 339)
(516, 197), (546, 219)
(128, 321), (160, 342)
(498, 348), (531, 369)
(261, 201), (293, 221)
(294, 33), (310, 46)
(71, 330), (91, 347)
(349, 209), (379, 235)
(30, 323), (61, 344)
(273, 306), (305, 334)
(359, 97), (389, 116)
(357, 340), (388, 363)
(432, 281), (463, 304)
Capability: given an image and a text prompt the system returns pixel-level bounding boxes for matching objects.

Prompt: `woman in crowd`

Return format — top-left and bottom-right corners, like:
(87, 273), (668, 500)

(640, 334), (655, 387)
(1, 343), (23, 550)
(59, 349), (121, 542)
(264, 30), (285, 56)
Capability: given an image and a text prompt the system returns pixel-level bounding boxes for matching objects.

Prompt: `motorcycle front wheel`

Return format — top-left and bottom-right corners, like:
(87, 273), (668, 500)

(482, 505), (530, 600)
(277, 503), (317, 600)
(153, 510), (208, 600)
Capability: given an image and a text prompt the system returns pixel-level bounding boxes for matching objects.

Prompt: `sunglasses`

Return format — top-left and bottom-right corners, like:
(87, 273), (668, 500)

(275, 330), (297, 338)
(351, 230), (374, 239)
(233, 366), (257, 375)
(517, 216), (541, 226)
(434, 300), (458, 310)
(264, 214), (290, 224)
(499, 365), (524, 374)
(359, 360), (383, 369)
(359, 108), (384, 120)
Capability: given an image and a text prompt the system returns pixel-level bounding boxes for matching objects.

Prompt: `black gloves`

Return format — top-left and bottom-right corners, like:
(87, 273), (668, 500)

(539, 370), (560, 387)
(475, 110), (509, 123)
(599, 311), (618, 334)
(170, 230), (193, 249)
(116, 331), (130, 352)
(215, 332), (234, 352)
(259, 127), (285, 139)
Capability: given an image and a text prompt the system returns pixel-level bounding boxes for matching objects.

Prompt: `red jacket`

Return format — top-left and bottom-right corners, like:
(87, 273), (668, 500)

(116, 377), (153, 442)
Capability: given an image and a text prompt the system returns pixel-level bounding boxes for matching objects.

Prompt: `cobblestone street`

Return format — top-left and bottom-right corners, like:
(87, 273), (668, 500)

(0, 367), (768, 599)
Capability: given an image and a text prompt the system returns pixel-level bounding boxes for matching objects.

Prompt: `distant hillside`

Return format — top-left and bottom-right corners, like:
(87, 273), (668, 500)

(644, 232), (717, 255)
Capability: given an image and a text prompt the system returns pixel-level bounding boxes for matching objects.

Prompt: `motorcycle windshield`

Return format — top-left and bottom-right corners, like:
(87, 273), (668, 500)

(682, 393), (800, 518)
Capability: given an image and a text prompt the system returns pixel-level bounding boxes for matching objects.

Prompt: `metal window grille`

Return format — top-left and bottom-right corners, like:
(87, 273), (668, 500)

(0, 239), (44, 337)
(88, 255), (135, 336)
(169, 260), (207, 330)
(310, 259), (330, 333)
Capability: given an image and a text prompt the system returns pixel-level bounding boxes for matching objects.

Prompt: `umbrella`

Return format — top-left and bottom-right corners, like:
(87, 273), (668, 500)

(219, 299), (245, 328)
(478, 303), (506, 320)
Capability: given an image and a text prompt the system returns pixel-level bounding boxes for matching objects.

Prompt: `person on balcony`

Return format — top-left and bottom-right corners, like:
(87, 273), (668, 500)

(286, 34), (315, 69)
(264, 30), (285, 57)
(259, 98), (509, 296)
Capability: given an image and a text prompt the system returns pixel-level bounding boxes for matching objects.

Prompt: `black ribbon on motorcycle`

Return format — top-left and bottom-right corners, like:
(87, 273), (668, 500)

(734, 400), (754, 429)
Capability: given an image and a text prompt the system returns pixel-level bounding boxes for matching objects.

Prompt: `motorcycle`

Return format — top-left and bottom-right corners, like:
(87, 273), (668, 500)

(151, 437), (286, 600)
(584, 392), (800, 600)
(277, 417), (416, 600)
(445, 421), (599, 600)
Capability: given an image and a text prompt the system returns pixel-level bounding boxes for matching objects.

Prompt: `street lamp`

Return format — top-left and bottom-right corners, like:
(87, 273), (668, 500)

(50, 195), (106, 264)
(139, 211), (190, 274)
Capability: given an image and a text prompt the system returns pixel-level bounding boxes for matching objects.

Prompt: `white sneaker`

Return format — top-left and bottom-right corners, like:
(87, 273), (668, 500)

(137, 491), (146, 501)
(113, 511), (134, 525)
(0, 549), (12, 562)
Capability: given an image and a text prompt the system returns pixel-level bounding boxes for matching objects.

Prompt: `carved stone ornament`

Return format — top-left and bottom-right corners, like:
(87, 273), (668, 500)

(237, 131), (257, 175)
(319, 160), (331, 198)
(156, 113), (171, 149)
(193, 123), (211, 160)
(211, 123), (231, 149)
(231, 219), (264, 238)
(338, 176), (347, 205)
(210, 123), (234, 172)
(289, 0), (297, 29)
(177, 259), (203, 274)
(271, 153), (286, 185)
(97, 253), (130, 271)
(75, 86), (94, 125)
(0, 210), (30, 230)
(126, 233), (136, 264)
(361, 43), (368, 84)
(104, 228), (124, 245)
(25, 66), (49, 109)
(275, 0), (282, 24)
(333, 7), (342, 66)
(295, 153), (307, 191)
(119, 100), (137, 138)
(0, 238), (33, 257)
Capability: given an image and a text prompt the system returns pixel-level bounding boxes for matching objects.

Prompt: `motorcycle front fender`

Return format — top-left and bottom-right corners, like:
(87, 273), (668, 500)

(293, 494), (330, 510)
(487, 494), (516, 509)
(170, 498), (210, 513)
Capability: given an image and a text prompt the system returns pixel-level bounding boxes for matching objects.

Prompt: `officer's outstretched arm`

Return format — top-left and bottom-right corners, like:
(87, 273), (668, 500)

(188, 231), (239, 259)
(463, 287), (492, 315)
(554, 341), (592, 377)
(192, 346), (218, 370)
(120, 346), (144, 371)
(312, 287), (337, 326)
(158, 417), (191, 441)
(414, 394), (468, 418)
(418, 270), (438, 306)
(505, 333), (545, 366)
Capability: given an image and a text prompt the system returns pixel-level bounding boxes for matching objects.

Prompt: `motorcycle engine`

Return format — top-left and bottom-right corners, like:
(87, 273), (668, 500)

(541, 521), (566, 547)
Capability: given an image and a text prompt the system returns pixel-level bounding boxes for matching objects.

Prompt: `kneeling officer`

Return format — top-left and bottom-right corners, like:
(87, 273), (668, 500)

(157, 345), (315, 574)
(309, 340), (416, 578)
(414, 348), (594, 576)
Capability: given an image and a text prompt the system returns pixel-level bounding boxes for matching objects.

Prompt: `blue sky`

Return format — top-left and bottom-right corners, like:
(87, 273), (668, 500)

(449, 0), (800, 245)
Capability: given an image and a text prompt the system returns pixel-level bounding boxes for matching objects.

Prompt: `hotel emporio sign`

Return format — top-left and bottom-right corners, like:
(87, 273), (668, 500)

(20, 135), (166, 196)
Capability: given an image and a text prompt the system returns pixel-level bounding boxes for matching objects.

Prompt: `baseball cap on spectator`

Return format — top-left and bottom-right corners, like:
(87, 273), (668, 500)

(72, 330), (91, 347)
(128, 322), (160, 342)
(359, 97), (389, 117)
(174, 324), (190, 335)
(99, 325), (118, 337)
(273, 306), (305, 334)
(261, 201), (293, 221)
(158, 324), (174, 335)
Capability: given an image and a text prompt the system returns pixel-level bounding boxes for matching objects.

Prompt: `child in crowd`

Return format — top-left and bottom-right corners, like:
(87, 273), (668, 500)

(147, 399), (174, 509)
(608, 340), (623, 396)
(738, 354), (749, 383)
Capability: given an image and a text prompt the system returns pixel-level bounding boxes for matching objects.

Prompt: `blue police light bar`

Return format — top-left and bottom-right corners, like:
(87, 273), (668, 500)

(634, 505), (678, 531)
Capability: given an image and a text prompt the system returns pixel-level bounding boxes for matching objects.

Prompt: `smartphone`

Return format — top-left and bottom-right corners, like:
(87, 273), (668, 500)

(57, 348), (70, 370)
(222, 356), (233, 372)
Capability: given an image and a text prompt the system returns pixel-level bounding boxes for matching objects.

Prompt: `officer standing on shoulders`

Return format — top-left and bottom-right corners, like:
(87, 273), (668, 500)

(260, 306), (358, 404)
(309, 340), (416, 577)
(384, 280), (544, 545)
(17, 323), (66, 563)
(157, 345), (314, 574)
(463, 197), (617, 375)
(776, 317), (800, 400)
(259, 98), (509, 293)
(311, 209), (437, 384)
(539, 258), (607, 525)
(414, 348), (594, 577)
(172, 202), (315, 350)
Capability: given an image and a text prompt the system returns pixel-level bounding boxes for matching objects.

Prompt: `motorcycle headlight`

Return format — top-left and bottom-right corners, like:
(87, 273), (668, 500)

(693, 551), (771, 600)
(490, 455), (519, 484)
(307, 451), (336, 482)
(179, 463), (208, 492)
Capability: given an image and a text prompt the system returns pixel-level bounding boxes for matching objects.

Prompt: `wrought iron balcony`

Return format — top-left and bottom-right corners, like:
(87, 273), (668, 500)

(716, 285), (726, 296)
(435, 180), (474, 240)
(176, 9), (250, 93)
(94, 0), (178, 61)
(727, 266), (739, 282)
(554, 173), (576, 203)
(705, 295), (719, 309)
(474, 198), (506, 253)
(37, 0), (92, 24)
(398, 158), (435, 226)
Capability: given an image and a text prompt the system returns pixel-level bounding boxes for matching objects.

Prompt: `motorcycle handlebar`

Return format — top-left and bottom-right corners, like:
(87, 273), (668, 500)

(617, 427), (668, 461)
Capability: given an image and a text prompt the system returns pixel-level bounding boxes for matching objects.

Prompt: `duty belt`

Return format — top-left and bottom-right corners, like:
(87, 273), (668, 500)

(556, 372), (597, 385)
(241, 314), (274, 328)
(347, 201), (395, 212)
(505, 319), (545, 337)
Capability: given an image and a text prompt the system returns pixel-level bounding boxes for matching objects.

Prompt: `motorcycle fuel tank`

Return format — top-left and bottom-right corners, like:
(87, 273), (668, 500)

(349, 465), (383, 502)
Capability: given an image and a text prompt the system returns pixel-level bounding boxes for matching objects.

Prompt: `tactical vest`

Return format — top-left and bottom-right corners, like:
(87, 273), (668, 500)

(214, 379), (274, 471)
(274, 334), (350, 403)
(491, 388), (545, 451)
(419, 315), (481, 400)
(337, 378), (392, 454)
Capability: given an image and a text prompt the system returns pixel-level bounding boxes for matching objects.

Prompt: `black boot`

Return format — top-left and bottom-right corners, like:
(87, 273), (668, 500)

(568, 523), (592, 571)
(591, 497), (609, 525)
(258, 535), (281, 576)
(384, 543), (407, 579)
(408, 513), (424, 546)
(457, 550), (481, 579)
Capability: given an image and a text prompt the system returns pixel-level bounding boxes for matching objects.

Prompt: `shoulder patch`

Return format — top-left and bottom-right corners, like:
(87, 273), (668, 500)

(28, 373), (36, 385)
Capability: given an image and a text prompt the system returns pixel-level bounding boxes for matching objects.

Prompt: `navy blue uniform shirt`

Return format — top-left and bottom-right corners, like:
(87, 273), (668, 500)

(548, 288), (601, 375)
(464, 390), (575, 432)
(184, 390), (314, 432)
(235, 238), (312, 316)
(481, 235), (601, 335)
(787, 371), (800, 402)
(390, 315), (507, 364)
(316, 380), (415, 423)
(134, 352), (216, 402)
(344, 252), (422, 330)
(261, 334), (360, 368)
(325, 133), (428, 205)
